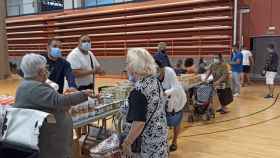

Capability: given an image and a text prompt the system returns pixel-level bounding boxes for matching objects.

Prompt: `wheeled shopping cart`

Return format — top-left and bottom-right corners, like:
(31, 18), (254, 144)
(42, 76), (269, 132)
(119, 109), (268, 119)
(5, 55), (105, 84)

(187, 83), (216, 122)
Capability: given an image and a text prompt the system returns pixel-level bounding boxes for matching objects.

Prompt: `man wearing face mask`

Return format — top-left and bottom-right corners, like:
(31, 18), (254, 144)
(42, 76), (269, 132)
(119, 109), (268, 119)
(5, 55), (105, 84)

(67, 35), (104, 91)
(45, 39), (77, 94)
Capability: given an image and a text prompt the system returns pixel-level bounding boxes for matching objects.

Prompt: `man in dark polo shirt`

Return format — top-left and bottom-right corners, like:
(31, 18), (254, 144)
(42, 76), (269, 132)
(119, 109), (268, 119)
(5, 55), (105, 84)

(154, 42), (172, 67)
(45, 39), (77, 93)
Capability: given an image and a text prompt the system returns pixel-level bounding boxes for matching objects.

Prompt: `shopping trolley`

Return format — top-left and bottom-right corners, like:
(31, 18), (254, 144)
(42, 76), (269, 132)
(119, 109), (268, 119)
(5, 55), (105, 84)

(187, 82), (216, 122)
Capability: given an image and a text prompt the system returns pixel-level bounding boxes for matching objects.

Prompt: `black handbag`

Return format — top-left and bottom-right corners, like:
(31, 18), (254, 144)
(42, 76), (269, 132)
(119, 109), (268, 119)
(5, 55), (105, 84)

(216, 88), (233, 106)
(119, 80), (161, 153)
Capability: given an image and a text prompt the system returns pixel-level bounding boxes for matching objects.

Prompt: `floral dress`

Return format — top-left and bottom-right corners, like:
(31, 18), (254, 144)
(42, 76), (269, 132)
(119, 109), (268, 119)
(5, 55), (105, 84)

(122, 76), (168, 158)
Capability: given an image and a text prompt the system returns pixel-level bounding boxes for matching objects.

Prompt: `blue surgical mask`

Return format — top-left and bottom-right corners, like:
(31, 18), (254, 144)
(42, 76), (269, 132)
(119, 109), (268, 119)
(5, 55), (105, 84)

(81, 42), (91, 51)
(49, 47), (62, 58)
(128, 74), (137, 83)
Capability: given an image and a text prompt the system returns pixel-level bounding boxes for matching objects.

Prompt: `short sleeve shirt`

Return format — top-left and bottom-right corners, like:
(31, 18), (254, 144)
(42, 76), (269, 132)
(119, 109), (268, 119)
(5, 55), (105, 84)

(266, 51), (279, 72)
(211, 63), (231, 88)
(45, 55), (77, 93)
(231, 51), (243, 73)
(241, 49), (252, 66)
(66, 47), (100, 86)
(126, 89), (148, 123)
(154, 51), (172, 67)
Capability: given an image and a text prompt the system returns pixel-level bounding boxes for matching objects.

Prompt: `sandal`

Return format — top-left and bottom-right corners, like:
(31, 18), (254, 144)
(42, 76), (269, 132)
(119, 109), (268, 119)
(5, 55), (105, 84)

(169, 144), (177, 152)
(220, 109), (229, 114)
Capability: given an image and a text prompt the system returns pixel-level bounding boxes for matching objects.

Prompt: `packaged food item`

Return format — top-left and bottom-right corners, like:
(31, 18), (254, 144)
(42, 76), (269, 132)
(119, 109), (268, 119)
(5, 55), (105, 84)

(80, 101), (89, 120)
(71, 101), (89, 122)
(71, 106), (80, 122)
(88, 97), (97, 117)
(90, 133), (120, 156)
(178, 74), (201, 85)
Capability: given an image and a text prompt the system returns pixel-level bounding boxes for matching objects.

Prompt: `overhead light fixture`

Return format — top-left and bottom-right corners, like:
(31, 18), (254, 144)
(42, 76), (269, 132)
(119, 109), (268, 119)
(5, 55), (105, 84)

(268, 26), (276, 31)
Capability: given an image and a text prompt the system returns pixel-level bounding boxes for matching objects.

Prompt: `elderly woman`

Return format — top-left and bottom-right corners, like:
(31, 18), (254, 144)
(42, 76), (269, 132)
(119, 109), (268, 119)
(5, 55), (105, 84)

(121, 48), (168, 158)
(154, 57), (187, 152)
(14, 54), (93, 158)
(205, 54), (233, 114)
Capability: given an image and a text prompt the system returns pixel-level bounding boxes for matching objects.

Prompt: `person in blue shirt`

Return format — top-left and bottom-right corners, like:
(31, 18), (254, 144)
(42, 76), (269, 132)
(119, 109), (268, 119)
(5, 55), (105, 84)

(154, 42), (172, 67)
(230, 45), (243, 97)
(45, 39), (77, 93)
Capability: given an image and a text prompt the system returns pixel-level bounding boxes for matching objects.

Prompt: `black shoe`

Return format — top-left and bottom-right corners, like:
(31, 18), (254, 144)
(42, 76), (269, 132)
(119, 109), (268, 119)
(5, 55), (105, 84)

(264, 95), (273, 99)
(169, 144), (177, 152)
(216, 108), (223, 113)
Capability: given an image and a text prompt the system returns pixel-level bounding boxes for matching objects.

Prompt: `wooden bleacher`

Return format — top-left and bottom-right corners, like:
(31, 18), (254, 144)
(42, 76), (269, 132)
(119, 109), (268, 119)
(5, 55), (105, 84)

(6, 0), (233, 57)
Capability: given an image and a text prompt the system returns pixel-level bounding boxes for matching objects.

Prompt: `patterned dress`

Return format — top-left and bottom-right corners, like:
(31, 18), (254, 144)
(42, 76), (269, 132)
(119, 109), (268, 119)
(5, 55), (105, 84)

(122, 76), (168, 158)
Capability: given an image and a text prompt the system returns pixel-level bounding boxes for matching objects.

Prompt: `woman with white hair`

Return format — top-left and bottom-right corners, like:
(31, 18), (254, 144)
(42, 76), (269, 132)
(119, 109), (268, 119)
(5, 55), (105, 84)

(121, 48), (168, 158)
(14, 53), (93, 158)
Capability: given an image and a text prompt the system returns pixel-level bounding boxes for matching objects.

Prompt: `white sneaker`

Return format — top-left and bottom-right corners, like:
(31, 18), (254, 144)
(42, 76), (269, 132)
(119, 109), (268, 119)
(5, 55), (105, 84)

(233, 93), (240, 97)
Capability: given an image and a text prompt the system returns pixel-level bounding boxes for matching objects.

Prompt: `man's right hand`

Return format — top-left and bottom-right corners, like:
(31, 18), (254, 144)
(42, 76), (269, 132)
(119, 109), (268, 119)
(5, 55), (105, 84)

(64, 88), (78, 95)
(82, 89), (94, 97)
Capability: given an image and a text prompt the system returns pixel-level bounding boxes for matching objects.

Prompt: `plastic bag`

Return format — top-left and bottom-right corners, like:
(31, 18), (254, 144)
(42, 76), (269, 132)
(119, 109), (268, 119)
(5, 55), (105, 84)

(90, 133), (120, 156)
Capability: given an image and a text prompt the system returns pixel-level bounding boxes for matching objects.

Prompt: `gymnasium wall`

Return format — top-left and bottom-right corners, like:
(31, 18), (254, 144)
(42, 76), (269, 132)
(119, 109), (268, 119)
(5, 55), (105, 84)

(6, 0), (233, 74)
(241, 0), (280, 48)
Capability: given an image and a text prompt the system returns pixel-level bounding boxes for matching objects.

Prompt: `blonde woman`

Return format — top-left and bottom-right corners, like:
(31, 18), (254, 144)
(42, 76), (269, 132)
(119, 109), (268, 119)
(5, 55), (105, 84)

(121, 48), (168, 158)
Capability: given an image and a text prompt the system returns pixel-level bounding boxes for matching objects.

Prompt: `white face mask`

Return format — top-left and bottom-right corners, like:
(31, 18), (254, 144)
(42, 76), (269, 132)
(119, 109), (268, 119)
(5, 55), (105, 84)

(213, 58), (220, 64)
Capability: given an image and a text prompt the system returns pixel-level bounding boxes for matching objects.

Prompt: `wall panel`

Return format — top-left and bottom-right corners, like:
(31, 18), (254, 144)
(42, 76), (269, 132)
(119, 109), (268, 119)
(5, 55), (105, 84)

(6, 0), (233, 57)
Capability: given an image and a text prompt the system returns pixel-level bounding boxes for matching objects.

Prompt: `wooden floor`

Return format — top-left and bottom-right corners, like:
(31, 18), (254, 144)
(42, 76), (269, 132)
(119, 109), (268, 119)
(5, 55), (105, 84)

(1, 76), (280, 158)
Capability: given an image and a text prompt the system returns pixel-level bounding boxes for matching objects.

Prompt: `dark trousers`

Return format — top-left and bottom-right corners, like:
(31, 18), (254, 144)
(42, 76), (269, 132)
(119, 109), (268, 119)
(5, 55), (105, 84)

(77, 83), (94, 91)
(0, 142), (39, 158)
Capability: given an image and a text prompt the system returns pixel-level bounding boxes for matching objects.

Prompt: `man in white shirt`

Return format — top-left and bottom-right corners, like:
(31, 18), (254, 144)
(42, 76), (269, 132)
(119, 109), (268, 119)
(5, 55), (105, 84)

(67, 35), (104, 91)
(241, 46), (254, 87)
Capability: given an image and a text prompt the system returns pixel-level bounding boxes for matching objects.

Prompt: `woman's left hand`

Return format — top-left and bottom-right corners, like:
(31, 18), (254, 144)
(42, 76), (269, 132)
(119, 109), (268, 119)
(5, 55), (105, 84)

(121, 140), (132, 156)
(213, 82), (219, 87)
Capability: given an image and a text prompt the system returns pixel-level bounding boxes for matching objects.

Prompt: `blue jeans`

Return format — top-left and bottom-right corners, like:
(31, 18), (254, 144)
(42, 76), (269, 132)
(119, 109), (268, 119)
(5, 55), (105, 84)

(232, 72), (241, 94)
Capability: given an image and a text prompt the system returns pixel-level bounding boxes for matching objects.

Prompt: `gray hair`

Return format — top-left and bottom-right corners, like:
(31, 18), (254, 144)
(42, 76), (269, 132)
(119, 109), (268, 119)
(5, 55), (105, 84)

(127, 48), (157, 76)
(20, 53), (47, 78)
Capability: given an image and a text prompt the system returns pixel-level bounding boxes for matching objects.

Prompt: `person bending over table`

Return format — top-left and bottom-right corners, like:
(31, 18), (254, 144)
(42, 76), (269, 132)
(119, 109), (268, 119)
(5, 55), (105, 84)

(204, 54), (232, 114)
(184, 58), (198, 74)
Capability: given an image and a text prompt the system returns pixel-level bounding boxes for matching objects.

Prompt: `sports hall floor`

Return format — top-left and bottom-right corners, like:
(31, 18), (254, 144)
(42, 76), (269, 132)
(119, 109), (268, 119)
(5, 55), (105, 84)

(1, 75), (280, 158)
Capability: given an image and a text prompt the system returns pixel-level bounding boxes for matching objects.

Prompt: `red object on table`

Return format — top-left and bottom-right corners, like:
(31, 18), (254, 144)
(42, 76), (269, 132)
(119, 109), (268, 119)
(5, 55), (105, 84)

(0, 96), (15, 106)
